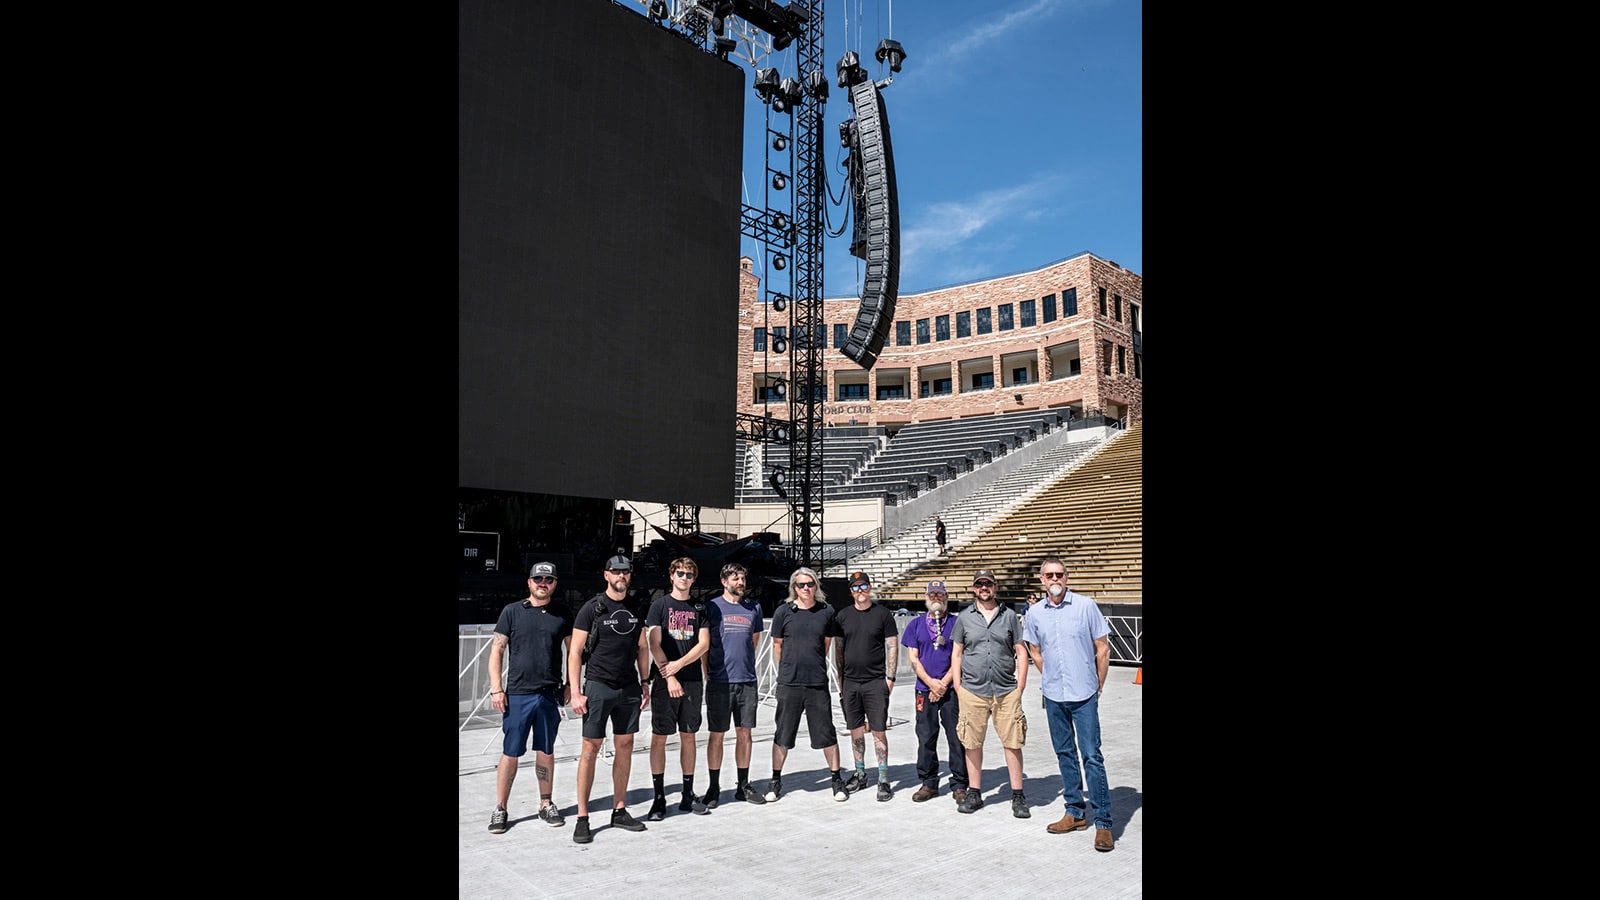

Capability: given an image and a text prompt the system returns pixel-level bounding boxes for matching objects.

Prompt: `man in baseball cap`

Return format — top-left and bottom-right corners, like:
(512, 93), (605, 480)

(849, 570), (871, 587)
(904, 579), (967, 804)
(950, 565), (1031, 818)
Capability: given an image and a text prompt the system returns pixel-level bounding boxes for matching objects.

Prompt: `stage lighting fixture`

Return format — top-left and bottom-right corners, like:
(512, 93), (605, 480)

(771, 293), (788, 312)
(648, 0), (668, 22)
(773, 134), (788, 151)
(838, 119), (854, 147)
(875, 39), (907, 72)
(754, 67), (779, 102)
(772, 212), (789, 232)
(772, 253), (787, 270)
(771, 77), (803, 114)
(714, 37), (738, 60)
(836, 51), (867, 88)
(808, 69), (829, 101)
(772, 335), (787, 354)
(772, 172), (787, 190)
(772, 377), (787, 400)
(768, 468), (787, 498)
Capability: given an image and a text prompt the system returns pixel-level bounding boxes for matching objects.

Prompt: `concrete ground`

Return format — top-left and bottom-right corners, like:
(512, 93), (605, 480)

(458, 667), (1143, 898)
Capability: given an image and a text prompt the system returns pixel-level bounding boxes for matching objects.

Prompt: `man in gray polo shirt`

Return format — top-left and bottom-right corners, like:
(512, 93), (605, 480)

(949, 568), (1031, 818)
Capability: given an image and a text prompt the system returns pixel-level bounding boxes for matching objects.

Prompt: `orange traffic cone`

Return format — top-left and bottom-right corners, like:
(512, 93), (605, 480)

(1132, 668), (1142, 685)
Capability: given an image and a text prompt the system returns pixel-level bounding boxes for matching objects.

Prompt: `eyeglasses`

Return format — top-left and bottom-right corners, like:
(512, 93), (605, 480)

(1041, 572), (1065, 579)
(974, 581), (996, 588)
(927, 592), (947, 598)
(607, 569), (632, 575)
(673, 571), (695, 578)
(531, 576), (556, 584)
(850, 585), (871, 593)
(793, 581), (815, 589)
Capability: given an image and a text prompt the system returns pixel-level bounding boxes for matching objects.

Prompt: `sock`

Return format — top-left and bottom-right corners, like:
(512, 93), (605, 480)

(1012, 788), (1025, 799)
(540, 793), (552, 805)
(736, 767), (748, 788)
(682, 775), (696, 795)
(772, 769), (782, 780)
(878, 765), (889, 783)
(855, 762), (866, 776)
(653, 774), (665, 800)
(831, 768), (842, 779)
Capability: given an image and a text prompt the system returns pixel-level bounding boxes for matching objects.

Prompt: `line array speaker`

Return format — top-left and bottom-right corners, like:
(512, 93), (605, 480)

(840, 78), (899, 370)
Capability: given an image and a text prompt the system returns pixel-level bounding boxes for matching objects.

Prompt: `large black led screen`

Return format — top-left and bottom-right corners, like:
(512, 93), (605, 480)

(460, 0), (743, 507)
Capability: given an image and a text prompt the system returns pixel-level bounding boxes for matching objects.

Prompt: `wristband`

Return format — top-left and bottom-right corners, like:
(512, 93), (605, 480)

(491, 690), (505, 695)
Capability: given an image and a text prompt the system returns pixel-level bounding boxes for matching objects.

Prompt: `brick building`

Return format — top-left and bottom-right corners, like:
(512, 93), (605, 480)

(735, 251), (1142, 429)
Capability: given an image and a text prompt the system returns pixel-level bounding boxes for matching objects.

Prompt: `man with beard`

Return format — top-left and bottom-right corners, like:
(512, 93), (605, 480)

(835, 571), (899, 801)
(950, 567), (1031, 819)
(567, 554), (653, 843)
(699, 562), (767, 807)
(902, 580), (969, 806)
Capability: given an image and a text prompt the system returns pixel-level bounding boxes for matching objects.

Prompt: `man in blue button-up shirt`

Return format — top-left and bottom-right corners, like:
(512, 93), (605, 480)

(1022, 556), (1115, 852)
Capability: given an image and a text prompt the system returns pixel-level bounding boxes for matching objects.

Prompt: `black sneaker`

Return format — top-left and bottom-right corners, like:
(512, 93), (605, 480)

(701, 788), (721, 810)
(1011, 794), (1030, 818)
(736, 785), (766, 805)
(538, 804), (565, 827)
(646, 798), (667, 821)
(876, 781), (893, 802)
(956, 790), (985, 814)
(832, 774), (849, 802)
(843, 771), (869, 794)
(610, 808), (647, 832)
(680, 795), (709, 815)
(488, 806), (508, 834)
(573, 817), (592, 844)
(764, 775), (782, 802)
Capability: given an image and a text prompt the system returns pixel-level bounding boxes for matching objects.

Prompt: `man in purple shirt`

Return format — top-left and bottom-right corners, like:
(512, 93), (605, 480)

(903, 580), (969, 805)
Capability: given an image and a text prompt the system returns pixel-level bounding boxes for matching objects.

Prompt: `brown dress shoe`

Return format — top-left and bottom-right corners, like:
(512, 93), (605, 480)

(952, 789), (968, 805)
(1094, 827), (1115, 851)
(911, 785), (938, 802)
(1047, 813), (1090, 834)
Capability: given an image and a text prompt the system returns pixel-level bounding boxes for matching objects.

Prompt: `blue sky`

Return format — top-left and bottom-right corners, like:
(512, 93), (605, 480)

(726, 0), (1142, 299)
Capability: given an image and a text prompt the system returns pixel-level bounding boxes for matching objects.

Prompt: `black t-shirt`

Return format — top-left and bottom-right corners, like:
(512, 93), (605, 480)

(835, 602), (898, 681)
(769, 601), (839, 686)
(645, 595), (706, 682)
(574, 593), (645, 690)
(493, 599), (572, 694)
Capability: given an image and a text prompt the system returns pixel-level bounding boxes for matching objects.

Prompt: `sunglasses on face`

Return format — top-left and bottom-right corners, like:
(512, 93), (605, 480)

(607, 569), (632, 575)
(793, 581), (816, 588)
(673, 571), (695, 578)
(974, 581), (996, 588)
(850, 585), (870, 593)
(1041, 572), (1065, 579)
(531, 576), (556, 584)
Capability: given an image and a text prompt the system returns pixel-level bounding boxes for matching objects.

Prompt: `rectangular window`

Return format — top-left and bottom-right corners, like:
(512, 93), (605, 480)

(896, 321), (911, 346)
(956, 311), (971, 337)
(838, 383), (868, 400)
(876, 385), (906, 400)
(977, 308), (992, 334)
(1042, 294), (1056, 323)
(1012, 367), (1028, 385)
(753, 327), (766, 352)
(1020, 299), (1036, 328)
(1117, 344), (1126, 373)
(1069, 358), (1081, 376)
(1064, 287), (1077, 317)
(916, 318), (930, 344)
(933, 377), (952, 394)
(919, 380), (930, 398)
(1114, 294), (1122, 322)
(833, 323), (847, 347)
(1102, 340), (1113, 375)
(1098, 287), (1107, 316)
(998, 304), (1014, 331)
(1134, 352), (1142, 380)
(814, 323), (826, 349)
(936, 315), (950, 341)
(1129, 303), (1140, 334)
(971, 372), (994, 390)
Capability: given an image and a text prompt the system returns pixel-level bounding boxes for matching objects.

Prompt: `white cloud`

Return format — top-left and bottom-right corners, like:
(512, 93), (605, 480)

(900, 174), (1063, 283)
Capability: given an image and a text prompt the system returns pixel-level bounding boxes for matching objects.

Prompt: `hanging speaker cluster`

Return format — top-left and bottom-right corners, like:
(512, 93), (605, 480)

(839, 78), (899, 370)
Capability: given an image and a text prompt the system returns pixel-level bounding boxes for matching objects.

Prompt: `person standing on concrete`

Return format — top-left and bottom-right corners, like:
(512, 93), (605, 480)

(934, 516), (947, 555)
(700, 562), (767, 807)
(567, 554), (653, 843)
(902, 580), (969, 806)
(835, 570), (900, 801)
(486, 561), (572, 834)
(764, 566), (849, 803)
(950, 567), (1032, 819)
(1023, 556), (1115, 851)
(643, 557), (712, 820)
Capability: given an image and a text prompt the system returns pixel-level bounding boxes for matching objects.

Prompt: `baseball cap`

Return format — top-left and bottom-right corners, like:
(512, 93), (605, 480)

(849, 570), (871, 586)
(529, 561), (557, 578)
(973, 569), (997, 585)
(605, 555), (633, 571)
(926, 581), (947, 594)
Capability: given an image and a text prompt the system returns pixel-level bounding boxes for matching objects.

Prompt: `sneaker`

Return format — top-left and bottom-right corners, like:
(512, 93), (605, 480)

(646, 798), (667, 821)
(488, 806), (509, 834)
(736, 785), (766, 805)
(701, 788), (720, 810)
(764, 775), (783, 803)
(573, 817), (592, 844)
(832, 774), (849, 802)
(610, 808), (647, 832)
(1011, 794), (1030, 818)
(681, 796), (710, 815)
(844, 772), (869, 794)
(956, 790), (985, 814)
(876, 781), (893, 802)
(538, 803), (566, 827)
(912, 785), (937, 803)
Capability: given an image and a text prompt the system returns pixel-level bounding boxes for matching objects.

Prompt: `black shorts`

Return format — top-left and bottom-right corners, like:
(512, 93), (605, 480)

(840, 678), (889, 732)
(772, 683), (837, 750)
(581, 679), (643, 740)
(705, 681), (759, 732)
(650, 679), (705, 735)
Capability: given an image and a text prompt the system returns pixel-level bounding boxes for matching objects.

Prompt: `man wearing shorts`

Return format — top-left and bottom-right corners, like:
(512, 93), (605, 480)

(950, 567), (1031, 818)
(486, 561), (572, 834)
(643, 556), (712, 820)
(567, 554), (653, 843)
(700, 562), (767, 807)
(764, 566), (849, 803)
(834, 570), (900, 801)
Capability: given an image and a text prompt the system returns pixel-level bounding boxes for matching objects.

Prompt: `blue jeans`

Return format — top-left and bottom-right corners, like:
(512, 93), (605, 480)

(1043, 693), (1112, 829)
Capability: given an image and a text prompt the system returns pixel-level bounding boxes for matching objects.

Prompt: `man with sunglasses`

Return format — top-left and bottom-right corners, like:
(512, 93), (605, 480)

(764, 566), (850, 803)
(700, 562), (766, 807)
(950, 568), (1031, 819)
(567, 554), (653, 843)
(486, 561), (573, 835)
(643, 557), (712, 820)
(1023, 557), (1115, 851)
(835, 571), (900, 801)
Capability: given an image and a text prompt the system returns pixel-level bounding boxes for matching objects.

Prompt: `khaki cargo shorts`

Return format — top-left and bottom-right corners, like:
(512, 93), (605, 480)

(954, 684), (1026, 750)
